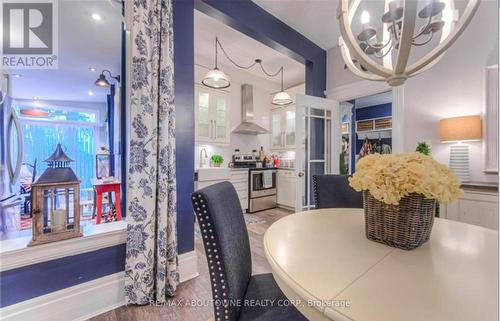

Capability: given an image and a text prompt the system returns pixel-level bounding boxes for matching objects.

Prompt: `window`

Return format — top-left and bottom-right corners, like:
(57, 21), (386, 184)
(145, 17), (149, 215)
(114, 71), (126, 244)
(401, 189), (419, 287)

(16, 105), (99, 190)
(5, 102), (108, 237)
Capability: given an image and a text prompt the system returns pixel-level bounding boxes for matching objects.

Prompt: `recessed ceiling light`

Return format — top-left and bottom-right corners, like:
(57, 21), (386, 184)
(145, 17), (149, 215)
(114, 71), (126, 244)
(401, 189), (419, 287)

(88, 91), (94, 96)
(91, 13), (102, 21)
(13, 74), (22, 78)
(89, 67), (96, 72)
(32, 96), (39, 100)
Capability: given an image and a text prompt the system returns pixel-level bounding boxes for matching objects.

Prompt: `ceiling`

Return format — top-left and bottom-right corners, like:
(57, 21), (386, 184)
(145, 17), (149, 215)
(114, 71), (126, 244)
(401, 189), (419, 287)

(252, 0), (340, 50)
(194, 10), (305, 89)
(252, 0), (463, 53)
(10, 0), (122, 103)
(355, 91), (392, 109)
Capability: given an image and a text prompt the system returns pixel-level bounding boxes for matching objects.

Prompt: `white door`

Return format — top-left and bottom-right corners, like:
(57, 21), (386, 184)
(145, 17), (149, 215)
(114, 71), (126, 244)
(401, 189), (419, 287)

(295, 94), (340, 212)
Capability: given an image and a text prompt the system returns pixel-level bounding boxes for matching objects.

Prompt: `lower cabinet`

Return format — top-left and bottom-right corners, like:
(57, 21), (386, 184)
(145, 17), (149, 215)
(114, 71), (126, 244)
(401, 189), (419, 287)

(277, 169), (296, 209)
(195, 168), (249, 212)
(443, 186), (498, 230)
(230, 169), (249, 211)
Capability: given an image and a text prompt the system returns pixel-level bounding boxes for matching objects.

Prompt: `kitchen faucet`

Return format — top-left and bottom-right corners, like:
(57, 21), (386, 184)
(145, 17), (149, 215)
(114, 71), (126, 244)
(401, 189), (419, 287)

(199, 148), (208, 168)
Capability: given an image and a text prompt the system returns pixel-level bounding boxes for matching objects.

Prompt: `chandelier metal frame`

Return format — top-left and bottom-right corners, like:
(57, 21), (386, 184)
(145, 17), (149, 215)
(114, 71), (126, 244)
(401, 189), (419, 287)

(337, 0), (480, 86)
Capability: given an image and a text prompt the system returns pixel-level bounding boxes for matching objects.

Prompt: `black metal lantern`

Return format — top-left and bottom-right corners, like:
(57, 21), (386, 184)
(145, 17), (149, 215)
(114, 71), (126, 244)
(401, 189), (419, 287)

(29, 144), (82, 246)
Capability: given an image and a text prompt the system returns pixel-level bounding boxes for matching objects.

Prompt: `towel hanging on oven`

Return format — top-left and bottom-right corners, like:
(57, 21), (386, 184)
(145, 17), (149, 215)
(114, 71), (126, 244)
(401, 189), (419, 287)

(263, 170), (273, 189)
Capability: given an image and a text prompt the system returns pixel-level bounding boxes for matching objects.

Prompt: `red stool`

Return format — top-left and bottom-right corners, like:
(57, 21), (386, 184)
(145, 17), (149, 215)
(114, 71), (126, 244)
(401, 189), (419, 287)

(93, 180), (122, 224)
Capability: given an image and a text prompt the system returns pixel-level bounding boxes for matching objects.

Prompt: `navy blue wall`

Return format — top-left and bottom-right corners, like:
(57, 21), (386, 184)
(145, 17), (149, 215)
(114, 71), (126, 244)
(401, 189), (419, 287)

(355, 103), (392, 120)
(0, 0), (326, 308)
(0, 245), (126, 307)
(174, 0), (195, 255)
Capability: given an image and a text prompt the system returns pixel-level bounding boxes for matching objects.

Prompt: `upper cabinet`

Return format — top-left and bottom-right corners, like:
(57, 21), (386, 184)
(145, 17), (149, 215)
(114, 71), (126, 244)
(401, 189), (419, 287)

(195, 85), (230, 144)
(270, 83), (304, 150)
(271, 106), (295, 150)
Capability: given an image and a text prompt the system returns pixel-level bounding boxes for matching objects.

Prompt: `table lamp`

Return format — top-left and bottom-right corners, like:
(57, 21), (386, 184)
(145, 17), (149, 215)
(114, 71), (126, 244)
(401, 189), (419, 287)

(440, 115), (482, 182)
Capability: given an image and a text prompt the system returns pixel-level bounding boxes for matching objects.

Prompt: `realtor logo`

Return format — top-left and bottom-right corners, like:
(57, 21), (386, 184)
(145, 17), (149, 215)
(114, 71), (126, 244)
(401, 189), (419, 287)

(1, 0), (58, 69)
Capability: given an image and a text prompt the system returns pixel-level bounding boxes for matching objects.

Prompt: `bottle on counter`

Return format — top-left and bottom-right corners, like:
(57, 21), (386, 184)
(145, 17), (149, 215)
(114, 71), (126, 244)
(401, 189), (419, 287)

(259, 146), (266, 162)
(252, 149), (258, 161)
(273, 154), (280, 168)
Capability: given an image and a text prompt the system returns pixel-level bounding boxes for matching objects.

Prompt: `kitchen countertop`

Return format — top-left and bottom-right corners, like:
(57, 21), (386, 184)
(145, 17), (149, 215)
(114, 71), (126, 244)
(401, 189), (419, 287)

(195, 167), (248, 172)
(195, 167), (295, 172)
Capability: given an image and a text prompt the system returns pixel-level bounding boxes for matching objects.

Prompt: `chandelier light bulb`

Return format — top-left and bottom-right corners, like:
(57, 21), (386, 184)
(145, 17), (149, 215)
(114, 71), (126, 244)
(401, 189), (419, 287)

(360, 11), (370, 25)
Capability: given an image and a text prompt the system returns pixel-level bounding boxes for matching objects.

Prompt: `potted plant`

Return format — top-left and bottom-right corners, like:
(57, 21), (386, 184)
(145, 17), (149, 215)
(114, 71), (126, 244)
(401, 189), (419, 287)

(349, 152), (462, 250)
(210, 154), (224, 167)
(416, 141), (432, 156)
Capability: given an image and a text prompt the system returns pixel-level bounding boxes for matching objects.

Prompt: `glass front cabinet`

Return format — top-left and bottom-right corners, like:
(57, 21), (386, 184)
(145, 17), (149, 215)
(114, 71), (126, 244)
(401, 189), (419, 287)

(195, 85), (230, 144)
(271, 106), (295, 150)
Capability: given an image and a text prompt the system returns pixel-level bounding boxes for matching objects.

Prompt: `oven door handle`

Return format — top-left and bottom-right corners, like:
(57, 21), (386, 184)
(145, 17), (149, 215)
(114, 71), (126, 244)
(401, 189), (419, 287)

(251, 170), (277, 175)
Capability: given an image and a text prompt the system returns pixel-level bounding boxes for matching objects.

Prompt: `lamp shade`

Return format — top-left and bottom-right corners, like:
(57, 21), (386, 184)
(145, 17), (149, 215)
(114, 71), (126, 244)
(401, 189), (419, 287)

(272, 91), (293, 106)
(440, 115), (482, 143)
(202, 68), (230, 89)
(95, 74), (111, 88)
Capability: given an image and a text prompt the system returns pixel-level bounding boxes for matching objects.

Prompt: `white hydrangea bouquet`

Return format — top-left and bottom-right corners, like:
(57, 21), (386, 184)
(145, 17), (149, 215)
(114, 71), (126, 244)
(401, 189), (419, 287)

(349, 152), (462, 250)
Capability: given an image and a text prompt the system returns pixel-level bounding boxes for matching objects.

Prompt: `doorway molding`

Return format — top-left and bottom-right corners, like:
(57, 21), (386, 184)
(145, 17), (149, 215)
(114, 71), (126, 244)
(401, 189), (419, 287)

(325, 80), (405, 154)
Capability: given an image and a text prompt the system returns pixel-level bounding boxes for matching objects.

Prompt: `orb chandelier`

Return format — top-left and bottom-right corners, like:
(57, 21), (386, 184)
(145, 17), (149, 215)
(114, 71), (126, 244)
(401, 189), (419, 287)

(202, 37), (293, 106)
(337, 0), (480, 86)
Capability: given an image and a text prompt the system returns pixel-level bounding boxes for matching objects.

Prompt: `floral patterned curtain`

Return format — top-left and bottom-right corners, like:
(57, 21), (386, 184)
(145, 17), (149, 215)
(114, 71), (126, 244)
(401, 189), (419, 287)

(125, 0), (178, 304)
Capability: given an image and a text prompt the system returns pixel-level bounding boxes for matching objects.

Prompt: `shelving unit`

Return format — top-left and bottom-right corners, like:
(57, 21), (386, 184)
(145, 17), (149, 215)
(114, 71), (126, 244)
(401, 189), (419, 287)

(356, 116), (392, 140)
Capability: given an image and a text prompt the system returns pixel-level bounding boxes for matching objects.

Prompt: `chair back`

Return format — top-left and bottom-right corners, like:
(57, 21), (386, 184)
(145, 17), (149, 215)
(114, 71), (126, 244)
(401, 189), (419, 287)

(191, 181), (251, 321)
(313, 174), (363, 209)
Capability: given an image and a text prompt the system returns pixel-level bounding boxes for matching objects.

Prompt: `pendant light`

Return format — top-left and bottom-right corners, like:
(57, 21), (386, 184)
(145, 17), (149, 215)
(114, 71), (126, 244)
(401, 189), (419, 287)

(202, 37), (230, 89)
(337, 0), (480, 86)
(202, 37), (293, 105)
(272, 68), (293, 106)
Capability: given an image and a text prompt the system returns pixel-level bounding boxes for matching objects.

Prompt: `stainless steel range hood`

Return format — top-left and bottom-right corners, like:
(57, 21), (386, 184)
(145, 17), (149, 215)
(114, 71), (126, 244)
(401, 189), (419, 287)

(232, 84), (270, 135)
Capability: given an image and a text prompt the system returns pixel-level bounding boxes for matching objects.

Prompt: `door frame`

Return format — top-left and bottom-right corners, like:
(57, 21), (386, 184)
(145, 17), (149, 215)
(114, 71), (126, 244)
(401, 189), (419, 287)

(324, 80), (405, 154)
(295, 94), (340, 212)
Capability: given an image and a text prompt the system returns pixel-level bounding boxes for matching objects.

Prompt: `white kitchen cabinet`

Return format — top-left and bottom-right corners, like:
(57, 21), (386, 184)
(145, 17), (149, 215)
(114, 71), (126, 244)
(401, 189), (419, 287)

(195, 168), (249, 212)
(230, 169), (249, 211)
(277, 169), (296, 209)
(443, 186), (498, 230)
(271, 107), (295, 150)
(195, 85), (230, 144)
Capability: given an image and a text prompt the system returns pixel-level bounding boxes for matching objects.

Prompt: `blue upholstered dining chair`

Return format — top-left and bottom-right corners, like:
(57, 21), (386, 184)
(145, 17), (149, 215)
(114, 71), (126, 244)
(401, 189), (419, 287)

(191, 182), (307, 321)
(312, 174), (363, 209)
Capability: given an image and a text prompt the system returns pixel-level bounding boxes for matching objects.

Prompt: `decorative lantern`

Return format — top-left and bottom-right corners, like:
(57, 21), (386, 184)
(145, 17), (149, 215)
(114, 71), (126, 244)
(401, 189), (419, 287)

(29, 144), (82, 246)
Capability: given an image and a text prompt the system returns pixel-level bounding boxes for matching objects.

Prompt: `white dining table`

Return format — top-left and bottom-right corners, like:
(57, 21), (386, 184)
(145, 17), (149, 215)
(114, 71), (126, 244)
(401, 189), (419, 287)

(263, 209), (498, 321)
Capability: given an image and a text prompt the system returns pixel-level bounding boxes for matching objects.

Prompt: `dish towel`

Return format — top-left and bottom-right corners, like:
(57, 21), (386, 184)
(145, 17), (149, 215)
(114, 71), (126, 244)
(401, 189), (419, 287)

(263, 171), (273, 188)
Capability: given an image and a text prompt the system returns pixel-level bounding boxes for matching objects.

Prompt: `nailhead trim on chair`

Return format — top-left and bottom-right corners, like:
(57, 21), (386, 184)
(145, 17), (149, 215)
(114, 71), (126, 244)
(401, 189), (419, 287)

(192, 194), (231, 321)
(312, 175), (320, 209)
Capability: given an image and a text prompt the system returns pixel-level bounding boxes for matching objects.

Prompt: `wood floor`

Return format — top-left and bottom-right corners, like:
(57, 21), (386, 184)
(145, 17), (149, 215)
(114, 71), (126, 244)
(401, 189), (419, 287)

(89, 207), (293, 321)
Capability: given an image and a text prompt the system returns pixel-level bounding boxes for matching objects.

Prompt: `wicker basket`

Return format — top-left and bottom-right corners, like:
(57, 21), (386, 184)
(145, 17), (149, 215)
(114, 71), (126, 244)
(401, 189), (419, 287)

(363, 191), (436, 250)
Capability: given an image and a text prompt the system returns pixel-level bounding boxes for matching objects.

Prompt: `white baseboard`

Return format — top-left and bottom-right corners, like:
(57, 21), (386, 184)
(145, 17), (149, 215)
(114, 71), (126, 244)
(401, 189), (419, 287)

(0, 250), (198, 321)
(179, 250), (199, 283)
(0, 272), (125, 321)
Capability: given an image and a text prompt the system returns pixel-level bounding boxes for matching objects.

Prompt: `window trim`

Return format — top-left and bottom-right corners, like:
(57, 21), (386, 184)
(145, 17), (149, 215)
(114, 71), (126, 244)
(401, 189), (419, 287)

(0, 221), (126, 272)
(13, 100), (105, 126)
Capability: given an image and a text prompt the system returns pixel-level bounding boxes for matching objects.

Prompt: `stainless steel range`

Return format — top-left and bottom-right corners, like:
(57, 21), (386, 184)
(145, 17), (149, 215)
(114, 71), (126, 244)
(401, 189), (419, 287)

(229, 153), (277, 213)
(248, 168), (277, 213)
